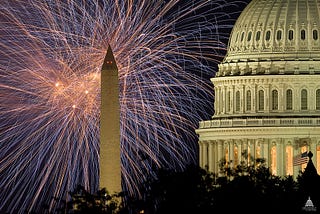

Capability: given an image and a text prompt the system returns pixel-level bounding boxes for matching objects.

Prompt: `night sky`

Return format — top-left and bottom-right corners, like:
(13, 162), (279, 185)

(0, 0), (251, 212)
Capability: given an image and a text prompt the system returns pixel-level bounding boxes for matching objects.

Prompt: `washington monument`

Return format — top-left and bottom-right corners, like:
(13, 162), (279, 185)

(100, 45), (121, 193)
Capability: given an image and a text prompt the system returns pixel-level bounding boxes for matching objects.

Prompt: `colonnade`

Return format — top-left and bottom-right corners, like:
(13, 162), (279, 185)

(213, 76), (320, 117)
(199, 138), (320, 178)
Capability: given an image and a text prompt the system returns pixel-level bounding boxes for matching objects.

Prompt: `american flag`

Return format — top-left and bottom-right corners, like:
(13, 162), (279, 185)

(293, 151), (309, 166)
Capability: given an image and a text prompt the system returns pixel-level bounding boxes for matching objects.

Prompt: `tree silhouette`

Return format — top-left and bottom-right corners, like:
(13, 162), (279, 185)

(51, 185), (125, 214)
(52, 152), (320, 213)
(297, 152), (320, 212)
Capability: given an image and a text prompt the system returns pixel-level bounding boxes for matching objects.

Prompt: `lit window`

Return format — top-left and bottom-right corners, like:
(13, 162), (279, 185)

(247, 147), (251, 164)
(256, 145), (261, 159)
(288, 30), (294, 40)
(301, 89), (308, 110)
(225, 148), (229, 167)
(246, 90), (251, 111)
(316, 89), (320, 110)
(286, 89), (293, 110)
(258, 90), (264, 111)
(234, 146), (239, 166)
(236, 91), (240, 111)
(271, 146), (277, 175)
(272, 90), (278, 110)
(317, 145), (320, 174)
(286, 146), (293, 175)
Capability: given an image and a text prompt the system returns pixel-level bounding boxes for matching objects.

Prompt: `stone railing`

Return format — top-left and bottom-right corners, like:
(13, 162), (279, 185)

(199, 117), (320, 129)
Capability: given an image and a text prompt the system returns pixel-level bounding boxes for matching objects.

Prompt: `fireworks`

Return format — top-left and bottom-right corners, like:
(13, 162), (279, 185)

(0, 0), (245, 212)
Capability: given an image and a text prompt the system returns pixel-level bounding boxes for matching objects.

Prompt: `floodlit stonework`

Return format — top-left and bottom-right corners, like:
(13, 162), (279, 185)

(196, 0), (320, 177)
(100, 46), (121, 193)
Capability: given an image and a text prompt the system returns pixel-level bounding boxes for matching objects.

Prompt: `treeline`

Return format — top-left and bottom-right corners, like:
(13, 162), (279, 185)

(54, 155), (320, 214)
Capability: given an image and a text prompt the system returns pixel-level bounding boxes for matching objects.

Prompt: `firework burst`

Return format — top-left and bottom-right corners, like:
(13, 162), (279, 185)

(0, 0), (245, 212)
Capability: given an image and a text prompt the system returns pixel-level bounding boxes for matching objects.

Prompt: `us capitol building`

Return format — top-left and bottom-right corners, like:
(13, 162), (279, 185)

(196, 0), (320, 177)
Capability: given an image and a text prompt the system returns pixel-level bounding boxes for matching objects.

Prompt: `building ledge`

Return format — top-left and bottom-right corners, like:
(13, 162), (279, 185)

(199, 117), (320, 129)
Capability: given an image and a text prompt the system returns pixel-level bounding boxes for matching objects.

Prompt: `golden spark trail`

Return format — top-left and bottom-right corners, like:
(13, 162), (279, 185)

(0, 0), (246, 212)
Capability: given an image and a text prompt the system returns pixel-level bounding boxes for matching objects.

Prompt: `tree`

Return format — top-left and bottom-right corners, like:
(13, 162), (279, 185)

(53, 152), (320, 213)
(139, 151), (313, 213)
(214, 156), (301, 213)
(142, 164), (216, 214)
(296, 152), (320, 212)
(54, 185), (125, 214)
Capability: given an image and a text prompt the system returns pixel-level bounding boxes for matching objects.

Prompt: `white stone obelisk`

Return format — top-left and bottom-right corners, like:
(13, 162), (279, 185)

(100, 45), (121, 193)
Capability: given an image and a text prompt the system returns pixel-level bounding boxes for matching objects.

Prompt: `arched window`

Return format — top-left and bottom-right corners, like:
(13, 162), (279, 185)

(288, 30), (294, 40)
(313, 29), (318, 40)
(256, 31), (261, 41)
(241, 32), (245, 42)
(235, 91), (240, 111)
(316, 89), (320, 110)
(247, 31), (252, 41)
(301, 89), (308, 110)
(246, 90), (251, 111)
(301, 29), (306, 40)
(272, 90), (278, 110)
(266, 30), (271, 41)
(286, 89), (293, 110)
(227, 91), (231, 112)
(286, 145), (293, 176)
(258, 90), (264, 111)
(276, 30), (282, 40)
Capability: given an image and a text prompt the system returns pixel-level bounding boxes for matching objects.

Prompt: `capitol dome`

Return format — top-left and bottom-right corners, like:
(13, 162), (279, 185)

(196, 0), (320, 178)
(217, 0), (320, 77)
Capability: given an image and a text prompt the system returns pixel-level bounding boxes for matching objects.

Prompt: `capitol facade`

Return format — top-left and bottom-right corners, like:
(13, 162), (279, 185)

(196, 0), (320, 177)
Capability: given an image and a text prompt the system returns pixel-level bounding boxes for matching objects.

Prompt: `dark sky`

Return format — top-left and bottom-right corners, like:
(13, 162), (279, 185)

(0, 0), (253, 213)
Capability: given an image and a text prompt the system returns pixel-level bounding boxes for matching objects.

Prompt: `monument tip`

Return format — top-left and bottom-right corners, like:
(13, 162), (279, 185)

(102, 45), (118, 70)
